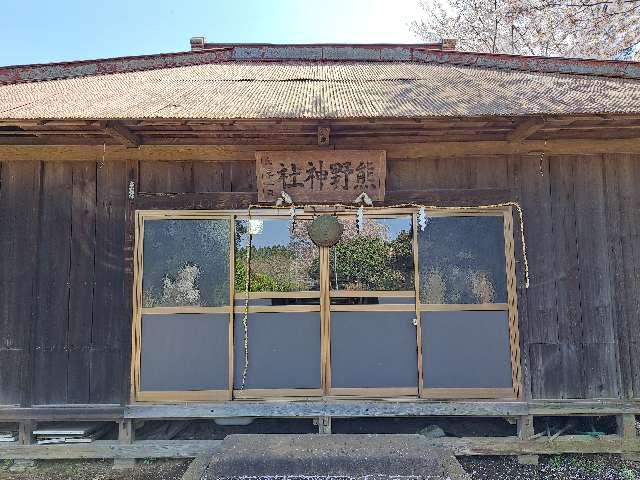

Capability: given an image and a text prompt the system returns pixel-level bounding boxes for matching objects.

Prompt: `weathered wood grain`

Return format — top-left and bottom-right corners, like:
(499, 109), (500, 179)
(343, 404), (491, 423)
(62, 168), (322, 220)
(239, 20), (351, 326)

(139, 160), (194, 193)
(127, 401), (528, 419)
(4, 138), (640, 163)
(429, 435), (639, 456)
(66, 162), (97, 404)
(549, 155), (583, 398)
(122, 159), (138, 405)
(385, 188), (515, 205)
(1, 436), (640, 460)
(611, 154), (640, 398)
(573, 155), (620, 398)
(0, 405), (123, 421)
(0, 161), (42, 406)
(602, 154), (634, 398)
(32, 162), (73, 405)
(511, 155), (560, 399)
(91, 161), (127, 403)
(516, 155), (558, 346)
(0, 439), (222, 460)
(2, 148), (640, 407)
(135, 192), (257, 210)
(192, 161), (230, 192)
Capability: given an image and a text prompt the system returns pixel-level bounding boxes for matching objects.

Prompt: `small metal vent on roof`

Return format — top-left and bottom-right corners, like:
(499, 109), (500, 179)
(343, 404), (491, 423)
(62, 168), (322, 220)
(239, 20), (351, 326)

(190, 37), (206, 51)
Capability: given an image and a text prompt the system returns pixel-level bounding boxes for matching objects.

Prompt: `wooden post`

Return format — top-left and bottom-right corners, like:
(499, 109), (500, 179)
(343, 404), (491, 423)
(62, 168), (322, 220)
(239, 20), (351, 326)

(618, 414), (638, 462)
(517, 415), (538, 465)
(517, 415), (534, 440)
(317, 416), (332, 434)
(118, 419), (134, 444)
(18, 421), (34, 446)
(114, 420), (136, 470)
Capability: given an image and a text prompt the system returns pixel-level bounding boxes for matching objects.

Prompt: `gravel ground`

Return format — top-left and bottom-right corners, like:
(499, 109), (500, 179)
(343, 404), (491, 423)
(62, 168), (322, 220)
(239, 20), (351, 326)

(460, 455), (640, 480)
(0, 459), (190, 480)
(0, 454), (638, 479)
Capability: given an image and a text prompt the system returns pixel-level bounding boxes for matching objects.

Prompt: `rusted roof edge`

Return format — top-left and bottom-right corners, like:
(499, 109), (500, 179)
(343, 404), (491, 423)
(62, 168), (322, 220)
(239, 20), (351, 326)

(0, 48), (233, 85)
(413, 50), (640, 80)
(2, 43), (640, 86)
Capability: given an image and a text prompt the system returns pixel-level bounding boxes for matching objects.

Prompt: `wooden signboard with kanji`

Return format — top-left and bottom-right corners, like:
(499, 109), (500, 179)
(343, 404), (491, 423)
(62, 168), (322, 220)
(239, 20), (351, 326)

(256, 150), (386, 203)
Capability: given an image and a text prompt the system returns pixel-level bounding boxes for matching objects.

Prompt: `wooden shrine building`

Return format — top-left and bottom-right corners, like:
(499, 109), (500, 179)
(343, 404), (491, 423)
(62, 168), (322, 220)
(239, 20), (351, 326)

(1, 39), (640, 458)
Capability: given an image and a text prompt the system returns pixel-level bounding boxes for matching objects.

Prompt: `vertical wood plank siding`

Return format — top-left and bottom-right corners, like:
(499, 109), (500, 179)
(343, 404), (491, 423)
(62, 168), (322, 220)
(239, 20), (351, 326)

(0, 153), (639, 405)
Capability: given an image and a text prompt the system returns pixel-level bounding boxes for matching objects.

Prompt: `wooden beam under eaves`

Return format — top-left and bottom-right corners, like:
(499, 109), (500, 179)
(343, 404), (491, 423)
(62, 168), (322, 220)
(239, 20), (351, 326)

(101, 121), (141, 147)
(3, 138), (640, 161)
(508, 117), (546, 142)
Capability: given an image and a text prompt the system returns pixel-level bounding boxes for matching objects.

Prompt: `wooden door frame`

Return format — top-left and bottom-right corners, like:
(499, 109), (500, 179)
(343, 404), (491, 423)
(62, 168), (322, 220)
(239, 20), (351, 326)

(130, 207), (522, 403)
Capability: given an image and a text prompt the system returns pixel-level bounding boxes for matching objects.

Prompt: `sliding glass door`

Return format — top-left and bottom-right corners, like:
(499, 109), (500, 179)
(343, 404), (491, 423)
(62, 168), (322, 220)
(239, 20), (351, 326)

(132, 208), (521, 402)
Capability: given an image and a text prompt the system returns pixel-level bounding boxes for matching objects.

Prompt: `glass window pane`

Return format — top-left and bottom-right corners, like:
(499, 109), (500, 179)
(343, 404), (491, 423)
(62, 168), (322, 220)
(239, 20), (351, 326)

(142, 219), (230, 307)
(235, 218), (320, 292)
(330, 216), (415, 291)
(418, 215), (507, 304)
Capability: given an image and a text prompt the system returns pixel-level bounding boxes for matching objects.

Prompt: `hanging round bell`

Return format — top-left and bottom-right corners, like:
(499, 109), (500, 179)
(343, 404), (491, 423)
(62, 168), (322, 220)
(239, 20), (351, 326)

(307, 214), (344, 247)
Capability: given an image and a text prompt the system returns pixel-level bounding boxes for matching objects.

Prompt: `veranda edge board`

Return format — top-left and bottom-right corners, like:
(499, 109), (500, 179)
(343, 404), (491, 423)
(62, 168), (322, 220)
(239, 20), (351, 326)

(4, 399), (640, 422)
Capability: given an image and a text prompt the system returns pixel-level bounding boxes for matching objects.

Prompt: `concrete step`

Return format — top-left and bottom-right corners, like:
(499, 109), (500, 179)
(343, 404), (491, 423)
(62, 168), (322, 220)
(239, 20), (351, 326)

(197, 434), (470, 479)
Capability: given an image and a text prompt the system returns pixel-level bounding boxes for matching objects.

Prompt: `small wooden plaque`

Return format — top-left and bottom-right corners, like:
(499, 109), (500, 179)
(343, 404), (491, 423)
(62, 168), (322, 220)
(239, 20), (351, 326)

(256, 150), (386, 203)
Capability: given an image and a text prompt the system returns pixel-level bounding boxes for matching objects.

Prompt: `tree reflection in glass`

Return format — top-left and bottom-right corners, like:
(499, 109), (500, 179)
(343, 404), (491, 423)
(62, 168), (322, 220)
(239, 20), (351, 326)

(142, 219), (230, 307)
(235, 218), (320, 292)
(327, 216), (415, 291)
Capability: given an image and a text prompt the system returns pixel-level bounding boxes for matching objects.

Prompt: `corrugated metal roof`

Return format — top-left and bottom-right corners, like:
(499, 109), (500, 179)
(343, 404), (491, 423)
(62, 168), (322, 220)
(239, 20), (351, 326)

(1, 61), (640, 119)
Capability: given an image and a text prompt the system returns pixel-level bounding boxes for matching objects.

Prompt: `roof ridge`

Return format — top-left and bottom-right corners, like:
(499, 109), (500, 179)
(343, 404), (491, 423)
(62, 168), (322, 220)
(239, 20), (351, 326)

(2, 44), (640, 86)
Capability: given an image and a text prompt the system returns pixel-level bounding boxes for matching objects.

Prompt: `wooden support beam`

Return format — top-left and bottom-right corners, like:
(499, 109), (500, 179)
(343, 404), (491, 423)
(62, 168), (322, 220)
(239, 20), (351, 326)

(1, 436), (639, 460)
(0, 405), (124, 422)
(0, 440), (222, 460)
(1, 400), (638, 424)
(430, 435), (640, 456)
(126, 401), (529, 419)
(135, 192), (257, 210)
(1, 137), (640, 161)
(618, 414), (637, 439)
(118, 419), (135, 444)
(517, 416), (538, 465)
(528, 399), (640, 416)
(101, 121), (141, 147)
(517, 415), (535, 440)
(507, 117), (546, 142)
(125, 400), (640, 420)
(385, 188), (514, 206)
(317, 416), (332, 434)
(18, 421), (34, 446)
(618, 413), (638, 461)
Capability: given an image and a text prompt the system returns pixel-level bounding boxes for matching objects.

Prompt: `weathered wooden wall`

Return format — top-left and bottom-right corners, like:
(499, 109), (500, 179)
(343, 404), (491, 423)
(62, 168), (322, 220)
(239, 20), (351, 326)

(0, 161), (127, 405)
(1, 153), (639, 405)
(387, 153), (640, 400)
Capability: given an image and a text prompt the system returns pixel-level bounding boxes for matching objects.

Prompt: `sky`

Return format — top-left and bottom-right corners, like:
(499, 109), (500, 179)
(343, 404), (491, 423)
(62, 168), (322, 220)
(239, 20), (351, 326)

(0, 0), (424, 66)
